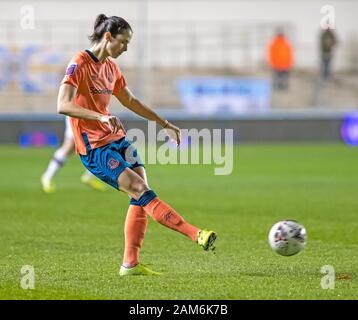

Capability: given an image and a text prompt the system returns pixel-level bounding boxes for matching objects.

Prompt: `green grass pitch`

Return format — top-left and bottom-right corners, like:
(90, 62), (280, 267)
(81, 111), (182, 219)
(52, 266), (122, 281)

(0, 144), (357, 299)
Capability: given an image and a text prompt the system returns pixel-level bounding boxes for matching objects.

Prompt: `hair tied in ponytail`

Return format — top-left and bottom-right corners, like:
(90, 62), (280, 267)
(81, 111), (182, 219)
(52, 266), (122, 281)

(89, 14), (132, 43)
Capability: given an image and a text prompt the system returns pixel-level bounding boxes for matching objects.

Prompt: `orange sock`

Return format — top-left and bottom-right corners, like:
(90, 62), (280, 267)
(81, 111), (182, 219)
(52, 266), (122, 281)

(143, 197), (199, 242)
(123, 205), (148, 267)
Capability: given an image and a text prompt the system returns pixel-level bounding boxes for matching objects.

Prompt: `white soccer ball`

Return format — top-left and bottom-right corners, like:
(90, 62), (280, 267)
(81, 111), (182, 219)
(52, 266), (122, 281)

(268, 220), (307, 256)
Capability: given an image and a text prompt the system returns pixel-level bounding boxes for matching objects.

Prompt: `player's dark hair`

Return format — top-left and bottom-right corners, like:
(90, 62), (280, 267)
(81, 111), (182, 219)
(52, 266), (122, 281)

(89, 14), (132, 43)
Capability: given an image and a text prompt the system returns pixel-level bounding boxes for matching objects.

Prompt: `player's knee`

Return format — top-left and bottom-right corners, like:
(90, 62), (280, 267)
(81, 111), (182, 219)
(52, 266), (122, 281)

(129, 181), (149, 199)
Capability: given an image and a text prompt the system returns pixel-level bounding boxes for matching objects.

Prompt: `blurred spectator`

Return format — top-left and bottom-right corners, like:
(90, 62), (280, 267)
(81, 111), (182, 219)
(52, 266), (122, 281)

(320, 27), (337, 80)
(268, 30), (294, 90)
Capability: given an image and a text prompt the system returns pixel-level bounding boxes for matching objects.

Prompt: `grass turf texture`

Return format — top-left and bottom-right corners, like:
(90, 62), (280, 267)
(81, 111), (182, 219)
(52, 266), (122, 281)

(0, 144), (357, 300)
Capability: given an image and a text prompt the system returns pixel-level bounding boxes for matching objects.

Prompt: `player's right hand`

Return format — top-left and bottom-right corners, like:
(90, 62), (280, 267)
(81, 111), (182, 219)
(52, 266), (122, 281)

(99, 115), (126, 134)
(164, 122), (181, 147)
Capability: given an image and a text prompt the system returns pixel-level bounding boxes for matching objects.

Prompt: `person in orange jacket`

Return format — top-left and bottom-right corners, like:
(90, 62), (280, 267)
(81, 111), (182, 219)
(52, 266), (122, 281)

(268, 30), (294, 90)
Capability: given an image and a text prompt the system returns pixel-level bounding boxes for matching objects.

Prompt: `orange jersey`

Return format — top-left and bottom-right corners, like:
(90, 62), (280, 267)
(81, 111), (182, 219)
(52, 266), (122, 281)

(61, 50), (126, 155)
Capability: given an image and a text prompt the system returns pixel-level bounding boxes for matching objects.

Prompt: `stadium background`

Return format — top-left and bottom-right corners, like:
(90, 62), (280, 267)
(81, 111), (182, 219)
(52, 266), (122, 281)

(1, 0), (357, 143)
(1, 0), (357, 300)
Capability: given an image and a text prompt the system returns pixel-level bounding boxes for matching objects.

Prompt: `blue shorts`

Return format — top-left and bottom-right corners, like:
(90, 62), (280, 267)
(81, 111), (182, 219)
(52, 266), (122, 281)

(80, 133), (144, 190)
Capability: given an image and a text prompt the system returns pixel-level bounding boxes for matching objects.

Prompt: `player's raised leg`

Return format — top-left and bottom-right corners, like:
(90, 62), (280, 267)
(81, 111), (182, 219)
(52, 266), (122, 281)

(118, 168), (217, 249)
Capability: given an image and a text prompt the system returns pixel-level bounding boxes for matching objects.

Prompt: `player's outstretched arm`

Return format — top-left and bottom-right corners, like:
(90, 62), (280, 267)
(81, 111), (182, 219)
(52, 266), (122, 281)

(115, 86), (181, 146)
(57, 84), (125, 133)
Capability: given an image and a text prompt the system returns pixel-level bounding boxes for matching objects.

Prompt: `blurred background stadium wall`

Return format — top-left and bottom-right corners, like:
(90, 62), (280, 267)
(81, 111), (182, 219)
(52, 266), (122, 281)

(0, 0), (357, 144)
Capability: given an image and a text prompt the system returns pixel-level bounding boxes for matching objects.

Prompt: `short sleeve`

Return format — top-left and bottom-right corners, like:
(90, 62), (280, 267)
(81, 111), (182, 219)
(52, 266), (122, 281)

(112, 65), (127, 96)
(61, 56), (85, 88)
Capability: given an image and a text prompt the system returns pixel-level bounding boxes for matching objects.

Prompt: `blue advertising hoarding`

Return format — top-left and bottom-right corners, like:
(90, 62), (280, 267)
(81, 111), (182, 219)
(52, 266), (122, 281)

(177, 77), (271, 114)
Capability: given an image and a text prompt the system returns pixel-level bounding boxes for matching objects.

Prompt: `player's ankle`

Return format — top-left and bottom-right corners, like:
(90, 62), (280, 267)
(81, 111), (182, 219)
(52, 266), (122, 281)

(122, 262), (138, 269)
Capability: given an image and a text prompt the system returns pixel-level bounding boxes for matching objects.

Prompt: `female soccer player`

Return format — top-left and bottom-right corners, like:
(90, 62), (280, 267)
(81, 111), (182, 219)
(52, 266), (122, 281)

(41, 116), (107, 192)
(57, 14), (216, 276)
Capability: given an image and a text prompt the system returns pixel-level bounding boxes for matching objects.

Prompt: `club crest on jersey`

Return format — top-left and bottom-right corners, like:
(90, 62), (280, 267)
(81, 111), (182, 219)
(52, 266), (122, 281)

(66, 63), (77, 75)
(108, 158), (120, 170)
(107, 74), (114, 82)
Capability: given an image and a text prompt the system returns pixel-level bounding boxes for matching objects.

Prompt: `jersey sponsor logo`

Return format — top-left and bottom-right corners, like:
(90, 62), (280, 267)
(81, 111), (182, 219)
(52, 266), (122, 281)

(108, 158), (120, 170)
(65, 63), (77, 75)
(90, 86), (113, 95)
